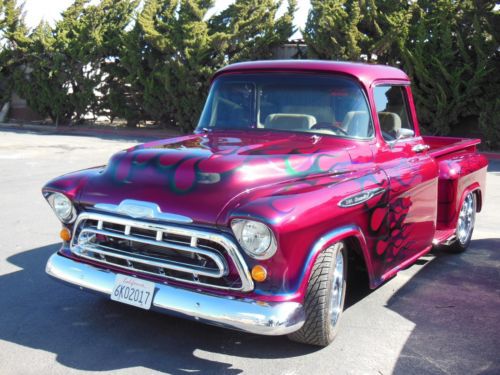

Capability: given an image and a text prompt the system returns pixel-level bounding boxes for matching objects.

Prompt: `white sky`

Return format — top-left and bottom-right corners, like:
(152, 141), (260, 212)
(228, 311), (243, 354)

(22, 0), (310, 39)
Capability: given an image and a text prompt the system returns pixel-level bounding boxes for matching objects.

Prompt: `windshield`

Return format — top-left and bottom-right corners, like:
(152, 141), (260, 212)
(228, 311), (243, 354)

(197, 73), (373, 139)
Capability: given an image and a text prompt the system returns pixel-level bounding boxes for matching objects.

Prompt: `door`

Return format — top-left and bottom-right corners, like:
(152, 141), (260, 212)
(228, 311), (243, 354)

(371, 84), (438, 277)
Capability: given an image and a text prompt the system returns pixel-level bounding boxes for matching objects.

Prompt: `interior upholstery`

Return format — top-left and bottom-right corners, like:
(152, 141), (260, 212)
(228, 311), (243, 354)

(378, 112), (402, 136)
(342, 111), (371, 138)
(283, 105), (335, 124)
(264, 113), (317, 130)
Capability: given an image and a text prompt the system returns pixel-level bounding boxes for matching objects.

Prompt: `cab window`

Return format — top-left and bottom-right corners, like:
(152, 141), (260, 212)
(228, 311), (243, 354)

(373, 86), (414, 141)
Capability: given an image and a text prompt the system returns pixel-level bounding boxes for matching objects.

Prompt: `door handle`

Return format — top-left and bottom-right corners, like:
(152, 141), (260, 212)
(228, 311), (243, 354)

(412, 144), (430, 153)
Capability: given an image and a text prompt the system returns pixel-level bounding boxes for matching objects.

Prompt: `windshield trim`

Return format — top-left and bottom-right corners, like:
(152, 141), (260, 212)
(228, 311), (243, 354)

(196, 127), (377, 143)
(197, 72), (375, 141)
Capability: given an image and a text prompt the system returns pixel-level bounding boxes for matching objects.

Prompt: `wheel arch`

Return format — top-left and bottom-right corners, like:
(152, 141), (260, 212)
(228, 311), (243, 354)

(473, 188), (482, 213)
(458, 183), (481, 216)
(299, 225), (377, 293)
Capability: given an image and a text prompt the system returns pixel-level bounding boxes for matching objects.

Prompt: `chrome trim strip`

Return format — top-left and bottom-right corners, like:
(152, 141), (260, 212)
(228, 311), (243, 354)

(71, 212), (254, 292)
(46, 253), (304, 335)
(338, 187), (386, 207)
(46, 192), (78, 224)
(412, 144), (430, 153)
(94, 199), (193, 224)
(77, 242), (225, 278)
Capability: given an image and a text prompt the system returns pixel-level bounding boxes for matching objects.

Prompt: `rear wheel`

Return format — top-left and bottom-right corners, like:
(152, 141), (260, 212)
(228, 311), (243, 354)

(446, 192), (476, 253)
(288, 242), (347, 346)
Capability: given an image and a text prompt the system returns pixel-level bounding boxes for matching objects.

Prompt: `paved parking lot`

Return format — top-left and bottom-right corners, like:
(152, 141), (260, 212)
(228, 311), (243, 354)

(0, 129), (499, 375)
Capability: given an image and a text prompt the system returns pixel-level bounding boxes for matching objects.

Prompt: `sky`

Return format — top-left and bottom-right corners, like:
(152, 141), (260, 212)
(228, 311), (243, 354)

(22, 0), (311, 39)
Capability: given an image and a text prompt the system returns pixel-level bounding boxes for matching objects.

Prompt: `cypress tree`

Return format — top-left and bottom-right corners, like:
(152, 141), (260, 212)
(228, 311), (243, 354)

(401, 0), (499, 141)
(132, 0), (296, 131)
(304, 0), (414, 63)
(0, 0), (29, 106)
(124, 0), (178, 127)
(163, 0), (215, 132)
(90, 0), (139, 124)
(304, 0), (364, 60)
(209, 0), (296, 62)
(12, 0), (137, 125)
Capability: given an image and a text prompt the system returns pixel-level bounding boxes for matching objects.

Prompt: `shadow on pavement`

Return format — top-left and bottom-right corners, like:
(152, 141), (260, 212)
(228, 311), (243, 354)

(0, 244), (317, 374)
(1, 239), (498, 374)
(389, 239), (500, 374)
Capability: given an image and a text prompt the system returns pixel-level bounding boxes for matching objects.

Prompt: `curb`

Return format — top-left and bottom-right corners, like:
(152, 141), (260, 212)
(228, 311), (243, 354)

(481, 152), (500, 161)
(0, 122), (180, 140)
(3, 122), (500, 159)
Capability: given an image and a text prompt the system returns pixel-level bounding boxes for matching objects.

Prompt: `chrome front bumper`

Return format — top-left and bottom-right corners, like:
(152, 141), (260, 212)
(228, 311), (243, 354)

(46, 253), (305, 336)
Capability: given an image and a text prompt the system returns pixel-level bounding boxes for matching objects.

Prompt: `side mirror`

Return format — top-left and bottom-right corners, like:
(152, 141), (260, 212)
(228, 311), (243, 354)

(396, 128), (414, 140)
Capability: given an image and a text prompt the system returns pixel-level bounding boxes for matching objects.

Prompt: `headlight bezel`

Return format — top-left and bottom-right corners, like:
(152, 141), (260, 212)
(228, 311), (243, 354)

(231, 218), (277, 260)
(46, 192), (77, 224)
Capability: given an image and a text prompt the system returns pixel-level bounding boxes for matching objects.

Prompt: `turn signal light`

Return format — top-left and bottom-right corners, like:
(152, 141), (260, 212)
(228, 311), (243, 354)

(251, 265), (268, 282)
(60, 227), (72, 242)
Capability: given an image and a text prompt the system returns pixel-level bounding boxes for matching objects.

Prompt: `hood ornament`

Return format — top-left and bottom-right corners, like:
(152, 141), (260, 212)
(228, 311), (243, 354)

(94, 199), (193, 224)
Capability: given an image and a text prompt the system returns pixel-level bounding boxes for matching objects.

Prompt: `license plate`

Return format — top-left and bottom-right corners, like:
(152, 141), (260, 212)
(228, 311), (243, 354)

(111, 274), (155, 310)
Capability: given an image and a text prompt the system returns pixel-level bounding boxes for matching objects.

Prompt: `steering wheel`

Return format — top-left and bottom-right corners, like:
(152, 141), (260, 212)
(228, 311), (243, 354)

(312, 122), (348, 136)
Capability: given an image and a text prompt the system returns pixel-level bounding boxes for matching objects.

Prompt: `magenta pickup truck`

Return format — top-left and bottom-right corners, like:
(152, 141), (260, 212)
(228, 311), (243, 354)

(44, 61), (487, 346)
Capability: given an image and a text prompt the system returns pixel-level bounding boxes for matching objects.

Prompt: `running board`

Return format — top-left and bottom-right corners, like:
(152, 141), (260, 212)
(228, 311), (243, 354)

(433, 228), (456, 246)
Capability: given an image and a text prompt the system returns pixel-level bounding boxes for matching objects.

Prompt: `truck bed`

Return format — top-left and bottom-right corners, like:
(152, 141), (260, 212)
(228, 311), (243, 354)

(423, 135), (481, 159)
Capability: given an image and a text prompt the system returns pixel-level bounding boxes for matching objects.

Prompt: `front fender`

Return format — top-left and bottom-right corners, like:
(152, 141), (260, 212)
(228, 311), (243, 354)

(219, 168), (388, 301)
(42, 166), (105, 201)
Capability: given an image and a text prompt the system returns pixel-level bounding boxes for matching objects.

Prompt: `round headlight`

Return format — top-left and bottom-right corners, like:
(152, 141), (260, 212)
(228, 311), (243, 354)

(231, 219), (277, 259)
(49, 193), (75, 223)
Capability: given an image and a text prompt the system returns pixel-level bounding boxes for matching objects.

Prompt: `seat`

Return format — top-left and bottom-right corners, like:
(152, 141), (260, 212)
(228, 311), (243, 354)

(342, 111), (371, 138)
(378, 112), (402, 139)
(264, 113), (317, 131)
(283, 105), (335, 124)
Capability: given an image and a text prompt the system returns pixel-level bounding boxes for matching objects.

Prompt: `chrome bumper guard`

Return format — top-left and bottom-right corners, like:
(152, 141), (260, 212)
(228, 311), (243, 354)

(46, 253), (305, 336)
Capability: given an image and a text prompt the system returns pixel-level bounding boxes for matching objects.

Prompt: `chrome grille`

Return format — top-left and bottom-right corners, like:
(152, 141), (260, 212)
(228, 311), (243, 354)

(70, 212), (253, 291)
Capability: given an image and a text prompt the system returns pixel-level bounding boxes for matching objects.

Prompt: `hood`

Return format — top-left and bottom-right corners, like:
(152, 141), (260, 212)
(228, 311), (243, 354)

(78, 130), (354, 225)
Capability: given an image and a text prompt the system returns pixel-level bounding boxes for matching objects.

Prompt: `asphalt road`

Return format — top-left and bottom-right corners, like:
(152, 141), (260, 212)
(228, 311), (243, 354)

(1, 129), (499, 375)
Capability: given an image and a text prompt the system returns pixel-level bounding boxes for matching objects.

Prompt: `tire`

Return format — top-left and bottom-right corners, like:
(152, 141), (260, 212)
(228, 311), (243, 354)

(446, 192), (476, 253)
(288, 242), (347, 346)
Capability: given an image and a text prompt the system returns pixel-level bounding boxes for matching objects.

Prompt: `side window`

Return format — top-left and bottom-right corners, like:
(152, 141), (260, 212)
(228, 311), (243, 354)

(373, 85), (414, 141)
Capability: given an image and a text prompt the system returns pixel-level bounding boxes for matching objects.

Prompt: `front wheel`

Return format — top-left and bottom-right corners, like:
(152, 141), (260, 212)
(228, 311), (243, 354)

(446, 192), (476, 253)
(288, 242), (347, 346)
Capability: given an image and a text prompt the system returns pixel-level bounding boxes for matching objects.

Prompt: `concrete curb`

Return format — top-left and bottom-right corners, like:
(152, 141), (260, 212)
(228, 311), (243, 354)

(482, 152), (500, 161)
(2, 122), (500, 159)
(0, 122), (180, 140)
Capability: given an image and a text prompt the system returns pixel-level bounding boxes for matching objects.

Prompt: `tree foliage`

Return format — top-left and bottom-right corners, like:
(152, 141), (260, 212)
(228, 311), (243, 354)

(0, 0), (498, 148)
(401, 0), (499, 145)
(304, 0), (364, 60)
(0, 0), (29, 104)
(305, 0), (499, 148)
(11, 0), (137, 124)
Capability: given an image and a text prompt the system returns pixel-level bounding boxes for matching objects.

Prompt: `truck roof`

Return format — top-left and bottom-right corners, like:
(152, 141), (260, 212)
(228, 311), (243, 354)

(214, 60), (410, 86)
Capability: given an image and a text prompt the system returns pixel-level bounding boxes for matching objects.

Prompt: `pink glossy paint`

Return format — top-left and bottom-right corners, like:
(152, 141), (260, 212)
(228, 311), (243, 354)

(43, 61), (488, 303)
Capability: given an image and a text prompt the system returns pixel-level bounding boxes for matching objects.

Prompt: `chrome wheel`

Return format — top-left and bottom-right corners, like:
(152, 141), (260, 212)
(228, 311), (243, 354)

(329, 244), (345, 327)
(457, 193), (476, 245)
(288, 242), (347, 346)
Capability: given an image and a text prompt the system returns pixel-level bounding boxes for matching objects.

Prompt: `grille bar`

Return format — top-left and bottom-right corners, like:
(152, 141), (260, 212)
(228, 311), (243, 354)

(78, 241), (224, 277)
(78, 227), (227, 277)
(70, 212), (254, 291)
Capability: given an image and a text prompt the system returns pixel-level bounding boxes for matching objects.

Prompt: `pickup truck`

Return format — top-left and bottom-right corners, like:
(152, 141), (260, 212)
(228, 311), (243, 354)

(43, 60), (488, 346)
